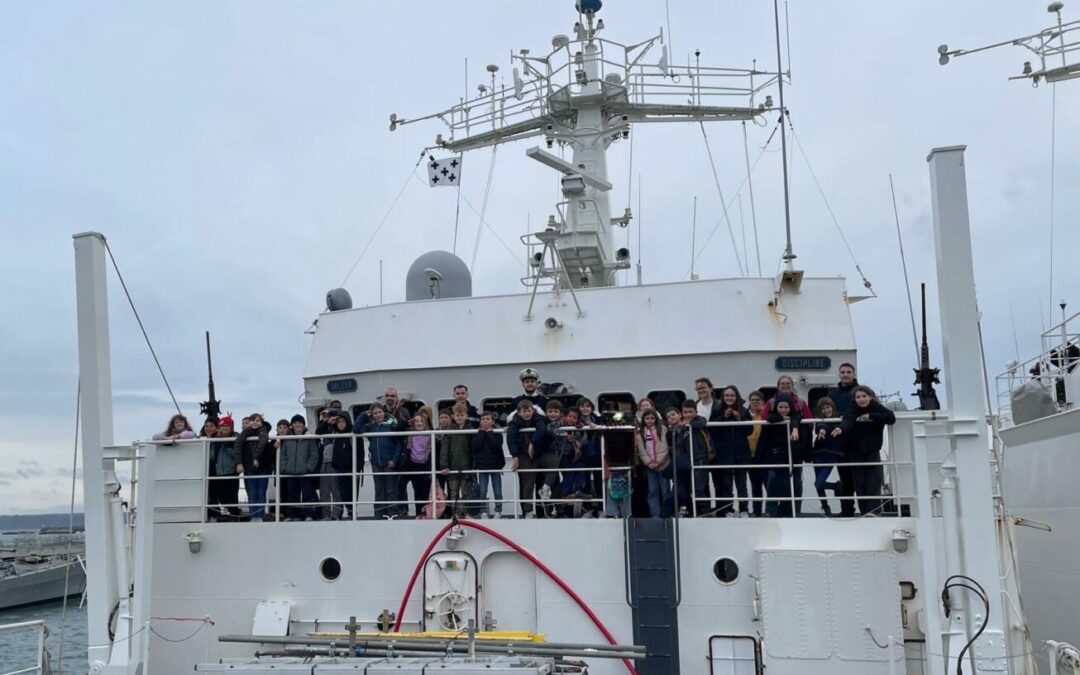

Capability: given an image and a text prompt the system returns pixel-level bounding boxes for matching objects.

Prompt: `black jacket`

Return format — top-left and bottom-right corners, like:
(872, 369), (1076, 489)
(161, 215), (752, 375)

(506, 414), (548, 458)
(712, 405), (753, 463)
(471, 428), (505, 470)
(235, 424), (270, 469)
(761, 411), (807, 463)
(841, 400), (896, 458)
(827, 379), (860, 415)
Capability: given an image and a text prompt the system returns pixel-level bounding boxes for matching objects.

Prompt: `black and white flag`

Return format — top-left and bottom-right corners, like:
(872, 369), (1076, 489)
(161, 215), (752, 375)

(427, 156), (462, 187)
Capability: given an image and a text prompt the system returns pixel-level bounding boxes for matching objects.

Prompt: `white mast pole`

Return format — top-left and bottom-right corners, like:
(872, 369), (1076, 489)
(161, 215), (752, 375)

(927, 147), (1007, 671)
(73, 232), (119, 670)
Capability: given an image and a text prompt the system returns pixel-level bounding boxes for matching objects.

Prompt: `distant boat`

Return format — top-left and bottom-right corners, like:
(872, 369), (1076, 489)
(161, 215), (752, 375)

(0, 556), (86, 610)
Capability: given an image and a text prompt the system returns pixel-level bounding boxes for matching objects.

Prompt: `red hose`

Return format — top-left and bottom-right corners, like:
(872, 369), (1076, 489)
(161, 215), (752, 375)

(391, 519), (639, 675)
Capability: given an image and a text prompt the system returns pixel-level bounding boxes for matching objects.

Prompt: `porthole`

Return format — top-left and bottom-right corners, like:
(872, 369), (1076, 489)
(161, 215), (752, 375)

(320, 557), (342, 581)
(713, 557), (739, 585)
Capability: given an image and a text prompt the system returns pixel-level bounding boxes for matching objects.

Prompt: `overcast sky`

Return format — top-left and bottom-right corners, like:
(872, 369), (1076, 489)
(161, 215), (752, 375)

(1, 1), (1077, 514)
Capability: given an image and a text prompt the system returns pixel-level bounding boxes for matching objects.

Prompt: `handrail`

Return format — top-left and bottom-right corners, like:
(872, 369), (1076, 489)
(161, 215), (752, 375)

(146, 415), (915, 522)
(0, 620), (48, 675)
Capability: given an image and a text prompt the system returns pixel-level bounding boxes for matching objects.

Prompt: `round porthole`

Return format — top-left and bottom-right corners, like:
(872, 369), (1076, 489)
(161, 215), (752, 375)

(713, 557), (739, 584)
(320, 557), (341, 581)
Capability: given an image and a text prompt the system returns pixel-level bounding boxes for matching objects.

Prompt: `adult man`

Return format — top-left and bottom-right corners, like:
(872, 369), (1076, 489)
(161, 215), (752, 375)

(451, 384), (480, 422)
(694, 378), (722, 513)
(510, 368), (548, 417)
(827, 363), (859, 415)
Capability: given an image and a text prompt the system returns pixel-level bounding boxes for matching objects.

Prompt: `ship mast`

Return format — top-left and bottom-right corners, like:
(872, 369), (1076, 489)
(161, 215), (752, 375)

(391, 0), (783, 288)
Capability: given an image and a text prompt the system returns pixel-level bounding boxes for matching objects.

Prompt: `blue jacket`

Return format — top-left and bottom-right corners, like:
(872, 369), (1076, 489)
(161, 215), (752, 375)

(506, 414), (548, 458)
(362, 417), (404, 468)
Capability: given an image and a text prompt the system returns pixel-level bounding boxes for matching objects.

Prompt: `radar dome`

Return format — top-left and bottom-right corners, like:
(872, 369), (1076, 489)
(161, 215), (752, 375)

(406, 251), (472, 301)
(325, 288), (353, 311)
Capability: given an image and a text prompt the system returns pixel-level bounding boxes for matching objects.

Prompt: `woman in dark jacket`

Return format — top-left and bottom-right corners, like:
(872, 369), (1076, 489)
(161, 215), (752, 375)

(711, 386), (754, 517)
(840, 386), (896, 516)
(327, 412), (357, 520)
(235, 414), (270, 521)
(760, 393), (807, 518)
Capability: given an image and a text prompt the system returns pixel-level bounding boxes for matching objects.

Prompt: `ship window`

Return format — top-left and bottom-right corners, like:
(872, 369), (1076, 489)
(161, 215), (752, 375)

(807, 386), (831, 413)
(758, 386), (778, 403)
(435, 399), (456, 415)
(597, 392), (636, 423)
(399, 399), (426, 418)
(712, 557), (739, 584)
(481, 397), (515, 425)
(351, 403), (373, 421)
(548, 393), (582, 411)
(647, 390), (687, 413)
(320, 557), (341, 582)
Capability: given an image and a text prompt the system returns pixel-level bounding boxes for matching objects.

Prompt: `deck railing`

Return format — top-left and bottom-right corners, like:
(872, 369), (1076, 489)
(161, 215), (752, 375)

(137, 416), (928, 523)
(0, 620), (50, 675)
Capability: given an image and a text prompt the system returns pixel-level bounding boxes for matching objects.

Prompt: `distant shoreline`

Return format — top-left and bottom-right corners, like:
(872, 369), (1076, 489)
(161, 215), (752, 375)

(0, 514), (85, 531)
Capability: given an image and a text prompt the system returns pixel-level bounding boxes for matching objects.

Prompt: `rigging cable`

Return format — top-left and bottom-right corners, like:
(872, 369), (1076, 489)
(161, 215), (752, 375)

(699, 122), (746, 275)
(57, 378), (81, 673)
(791, 130), (875, 295)
(687, 118), (781, 279)
(102, 239), (182, 415)
(340, 151), (426, 287)
(469, 144), (500, 272)
(742, 121), (763, 275)
(890, 174), (920, 363)
(411, 171), (521, 268)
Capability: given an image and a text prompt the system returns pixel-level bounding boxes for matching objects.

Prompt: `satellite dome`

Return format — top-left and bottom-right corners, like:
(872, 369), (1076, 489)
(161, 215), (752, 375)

(406, 251), (472, 301)
(326, 288), (353, 311)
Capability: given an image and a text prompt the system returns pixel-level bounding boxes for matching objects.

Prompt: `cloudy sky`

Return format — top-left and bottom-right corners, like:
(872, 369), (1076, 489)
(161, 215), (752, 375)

(1, 1), (1077, 513)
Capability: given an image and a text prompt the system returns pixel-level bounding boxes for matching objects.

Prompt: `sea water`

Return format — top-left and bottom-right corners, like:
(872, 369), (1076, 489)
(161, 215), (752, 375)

(0, 600), (87, 675)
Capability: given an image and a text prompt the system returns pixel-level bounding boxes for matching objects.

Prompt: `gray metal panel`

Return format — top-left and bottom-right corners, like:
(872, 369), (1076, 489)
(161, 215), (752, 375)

(757, 551), (831, 660)
(827, 552), (902, 662)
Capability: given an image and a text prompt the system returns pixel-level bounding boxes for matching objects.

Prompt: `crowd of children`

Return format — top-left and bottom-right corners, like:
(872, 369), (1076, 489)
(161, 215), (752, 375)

(153, 363), (897, 521)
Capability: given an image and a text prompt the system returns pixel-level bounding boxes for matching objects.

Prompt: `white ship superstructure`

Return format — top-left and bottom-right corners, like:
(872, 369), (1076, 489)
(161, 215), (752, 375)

(20, 3), (1079, 675)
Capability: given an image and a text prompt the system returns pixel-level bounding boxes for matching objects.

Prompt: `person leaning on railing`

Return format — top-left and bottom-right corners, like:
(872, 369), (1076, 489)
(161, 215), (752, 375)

(278, 415), (320, 521)
(440, 404), (475, 518)
(359, 403), (404, 519)
(761, 394), (806, 518)
(152, 414), (195, 441)
(471, 411), (505, 518)
(235, 413), (271, 522)
(635, 409), (670, 518)
(506, 400), (548, 519)
(839, 386), (896, 517)
(810, 398), (844, 517)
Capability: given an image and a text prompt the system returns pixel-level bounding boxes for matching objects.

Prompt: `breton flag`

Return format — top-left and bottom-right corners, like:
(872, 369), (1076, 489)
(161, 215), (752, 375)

(427, 156), (462, 187)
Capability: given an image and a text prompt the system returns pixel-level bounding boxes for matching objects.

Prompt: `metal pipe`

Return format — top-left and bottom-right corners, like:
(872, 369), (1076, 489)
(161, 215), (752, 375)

(220, 634), (644, 657)
(224, 636), (642, 661)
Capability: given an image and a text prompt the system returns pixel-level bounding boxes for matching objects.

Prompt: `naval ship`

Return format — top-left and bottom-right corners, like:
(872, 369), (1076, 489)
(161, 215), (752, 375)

(7, 2), (1080, 675)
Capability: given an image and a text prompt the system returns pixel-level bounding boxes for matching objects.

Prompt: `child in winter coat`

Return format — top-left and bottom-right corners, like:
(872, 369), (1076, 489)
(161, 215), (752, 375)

(635, 409), (670, 517)
(279, 415), (320, 521)
(439, 404), (474, 517)
(760, 393), (807, 518)
(153, 414), (196, 441)
(840, 386), (896, 516)
(811, 397), (844, 516)
(235, 413), (270, 521)
(209, 416), (241, 521)
(362, 403), (404, 519)
(471, 411), (505, 517)
(400, 414), (434, 518)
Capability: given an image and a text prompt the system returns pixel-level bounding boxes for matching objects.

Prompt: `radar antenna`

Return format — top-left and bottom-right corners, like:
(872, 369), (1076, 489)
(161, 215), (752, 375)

(938, 2), (1080, 84)
(390, 1), (785, 288)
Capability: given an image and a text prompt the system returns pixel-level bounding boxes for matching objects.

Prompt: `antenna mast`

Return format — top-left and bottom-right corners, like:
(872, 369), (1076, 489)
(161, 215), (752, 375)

(390, 0), (782, 288)
(199, 331), (221, 423)
(773, 0), (794, 266)
(913, 283), (942, 410)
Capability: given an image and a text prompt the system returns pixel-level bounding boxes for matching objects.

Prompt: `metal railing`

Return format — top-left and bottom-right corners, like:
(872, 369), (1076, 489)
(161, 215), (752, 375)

(143, 416), (914, 522)
(0, 621), (50, 675)
(994, 309), (1080, 425)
